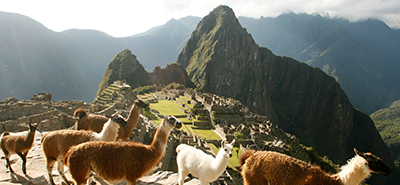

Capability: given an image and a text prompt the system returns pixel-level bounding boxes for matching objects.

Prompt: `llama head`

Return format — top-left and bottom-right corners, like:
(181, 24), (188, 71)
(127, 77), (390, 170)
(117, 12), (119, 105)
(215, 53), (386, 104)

(161, 115), (182, 129)
(73, 108), (87, 119)
(109, 114), (127, 127)
(28, 123), (38, 133)
(134, 99), (149, 109)
(354, 148), (391, 176)
(221, 138), (235, 158)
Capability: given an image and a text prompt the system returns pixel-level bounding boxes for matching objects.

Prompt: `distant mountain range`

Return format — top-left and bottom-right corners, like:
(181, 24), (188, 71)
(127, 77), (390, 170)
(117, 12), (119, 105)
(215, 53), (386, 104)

(1, 6), (400, 184)
(1, 10), (400, 115)
(0, 11), (198, 102)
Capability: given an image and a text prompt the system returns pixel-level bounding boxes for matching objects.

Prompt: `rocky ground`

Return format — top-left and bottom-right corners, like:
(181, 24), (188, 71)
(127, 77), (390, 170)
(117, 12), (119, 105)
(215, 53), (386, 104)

(0, 132), (200, 185)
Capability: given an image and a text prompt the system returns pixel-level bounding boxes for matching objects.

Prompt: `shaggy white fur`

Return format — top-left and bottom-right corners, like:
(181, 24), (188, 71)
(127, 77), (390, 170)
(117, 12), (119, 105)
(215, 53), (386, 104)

(176, 139), (235, 185)
(337, 155), (371, 185)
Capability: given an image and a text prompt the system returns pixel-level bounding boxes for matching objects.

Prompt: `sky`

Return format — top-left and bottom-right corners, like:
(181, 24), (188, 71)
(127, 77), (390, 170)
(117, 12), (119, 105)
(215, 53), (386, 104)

(1, 0), (399, 38)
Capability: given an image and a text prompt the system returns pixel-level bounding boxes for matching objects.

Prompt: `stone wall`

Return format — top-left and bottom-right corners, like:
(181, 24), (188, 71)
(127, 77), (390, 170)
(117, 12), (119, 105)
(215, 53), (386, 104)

(155, 89), (311, 162)
(0, 97), (100, 133)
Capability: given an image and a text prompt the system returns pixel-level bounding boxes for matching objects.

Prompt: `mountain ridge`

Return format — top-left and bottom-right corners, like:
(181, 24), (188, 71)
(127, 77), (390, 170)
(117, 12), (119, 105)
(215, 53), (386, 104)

(176, 5), (396, 184)
(238, 13), (400, 114)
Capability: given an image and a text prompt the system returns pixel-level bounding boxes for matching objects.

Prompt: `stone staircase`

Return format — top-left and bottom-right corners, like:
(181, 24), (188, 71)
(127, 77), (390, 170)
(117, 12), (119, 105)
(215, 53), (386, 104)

(93, 83), (124, 106)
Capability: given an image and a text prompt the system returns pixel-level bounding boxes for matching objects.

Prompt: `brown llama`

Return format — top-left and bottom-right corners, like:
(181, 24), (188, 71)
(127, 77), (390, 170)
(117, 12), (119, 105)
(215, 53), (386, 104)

(0, 123), (38, 174)
(239, 148), (391, 185)
(65, 115), (182, 185)
(74, 99), (149, 141)
(41, 114), (126, 185)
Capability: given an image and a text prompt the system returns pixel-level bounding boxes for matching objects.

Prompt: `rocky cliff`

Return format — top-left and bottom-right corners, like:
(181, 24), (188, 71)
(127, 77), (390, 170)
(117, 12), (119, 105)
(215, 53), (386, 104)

(96, 49), (150, 98)
(176, 5), (395, 184)
(96, 50), (193, 101)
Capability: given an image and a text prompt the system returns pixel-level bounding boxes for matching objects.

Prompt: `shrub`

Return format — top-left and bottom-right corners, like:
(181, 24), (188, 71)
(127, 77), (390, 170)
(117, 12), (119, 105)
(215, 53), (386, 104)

(234, 132), (244, 141)
(133, 84), (156, 95)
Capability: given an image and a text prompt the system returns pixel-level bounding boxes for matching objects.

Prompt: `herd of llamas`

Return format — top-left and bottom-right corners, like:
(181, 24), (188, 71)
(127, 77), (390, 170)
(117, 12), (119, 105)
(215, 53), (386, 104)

(0, 98), (393, 185)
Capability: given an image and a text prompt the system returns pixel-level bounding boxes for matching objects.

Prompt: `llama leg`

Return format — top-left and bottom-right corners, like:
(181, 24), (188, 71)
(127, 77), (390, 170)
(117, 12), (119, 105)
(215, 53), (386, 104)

(86, 173), (95, 185)
(70, 165), (91, 185)
(46, 158), (57, 185)
(17, 151), (28, 174)
(4, 152), (14, 173)
(57, 158), (70, 185)
(178, 169), (189, 185)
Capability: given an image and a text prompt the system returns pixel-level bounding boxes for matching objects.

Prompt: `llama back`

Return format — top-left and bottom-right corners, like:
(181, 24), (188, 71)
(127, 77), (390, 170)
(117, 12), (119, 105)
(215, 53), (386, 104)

(65, 141), (163, 183)
(176, 144), (191, 153)
(42, 130), (96, 157)
(176, 144), (215, 177)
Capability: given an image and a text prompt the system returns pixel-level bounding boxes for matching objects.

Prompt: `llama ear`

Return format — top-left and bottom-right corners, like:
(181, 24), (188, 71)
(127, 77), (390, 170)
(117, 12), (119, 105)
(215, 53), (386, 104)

(221, 138), (227, 146)
(155, 113), (165, 119)
(231, 139), (236, 145)
(354, 148), (366, 158)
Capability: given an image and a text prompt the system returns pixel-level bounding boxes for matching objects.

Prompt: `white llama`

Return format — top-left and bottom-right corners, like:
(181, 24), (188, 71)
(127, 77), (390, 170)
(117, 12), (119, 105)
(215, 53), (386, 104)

(176, 138), (235, 185)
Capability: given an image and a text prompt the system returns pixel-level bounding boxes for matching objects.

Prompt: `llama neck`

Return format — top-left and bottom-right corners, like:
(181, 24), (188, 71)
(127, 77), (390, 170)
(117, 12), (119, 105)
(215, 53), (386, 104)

(95, 119), (119, 141)
(25, 131), (36, 146)
(211, 149), (230, 173)
(126, 104), (140, 129)
(150, 122), (171, 155)
(336, 155), (371, 185)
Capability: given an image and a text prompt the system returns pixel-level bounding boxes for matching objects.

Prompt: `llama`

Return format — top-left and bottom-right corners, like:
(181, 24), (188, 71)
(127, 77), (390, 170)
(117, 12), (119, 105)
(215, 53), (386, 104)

(176, 138), (235, 185)
(74, 99), (149, 141)
(64, 115), (182, 185)
(239, 148), (391, 185)
(41, 114), (126, 185)
(0, 123), (38, 174)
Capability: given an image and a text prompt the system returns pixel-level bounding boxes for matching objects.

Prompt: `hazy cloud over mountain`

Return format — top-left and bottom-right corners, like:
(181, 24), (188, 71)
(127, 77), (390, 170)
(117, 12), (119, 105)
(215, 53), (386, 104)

(0, 0), (399, 37)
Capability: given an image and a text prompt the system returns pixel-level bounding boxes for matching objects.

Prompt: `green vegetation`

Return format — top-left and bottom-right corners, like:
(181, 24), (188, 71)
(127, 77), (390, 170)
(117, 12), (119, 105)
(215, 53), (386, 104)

(164, 82), (185, 90)
(147, 94), (219, 140)
(371, 101), (400, 168)
(234, 132), (244, 141)
(303, 145), (339, 174)
(149, 99), (186, 117)
(133, 84), (156, 95)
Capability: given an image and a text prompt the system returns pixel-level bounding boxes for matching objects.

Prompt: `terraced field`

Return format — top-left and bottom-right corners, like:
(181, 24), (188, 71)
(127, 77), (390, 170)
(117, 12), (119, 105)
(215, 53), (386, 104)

(139, 93), (240, 169)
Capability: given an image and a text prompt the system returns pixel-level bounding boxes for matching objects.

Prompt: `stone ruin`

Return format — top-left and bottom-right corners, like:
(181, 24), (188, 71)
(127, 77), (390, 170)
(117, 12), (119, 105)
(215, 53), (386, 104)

(156, 89), (311, 162)
(1, 87), (312, 184)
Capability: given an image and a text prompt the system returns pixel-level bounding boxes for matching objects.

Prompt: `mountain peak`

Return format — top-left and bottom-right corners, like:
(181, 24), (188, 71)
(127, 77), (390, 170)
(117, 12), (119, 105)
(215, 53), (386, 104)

(176, 7), (392, 182)
(177, 5), (256, 87)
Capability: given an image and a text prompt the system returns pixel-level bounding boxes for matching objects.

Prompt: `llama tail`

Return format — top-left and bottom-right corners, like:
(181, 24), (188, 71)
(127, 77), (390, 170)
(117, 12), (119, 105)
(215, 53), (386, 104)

(176, 144), (191, 153)
(239, 149), (256, 166)
(0, 132), (10, 146)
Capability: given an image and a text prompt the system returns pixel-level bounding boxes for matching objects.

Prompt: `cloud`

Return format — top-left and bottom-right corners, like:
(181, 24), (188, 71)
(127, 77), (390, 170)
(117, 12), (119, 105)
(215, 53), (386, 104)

(1, 0), (399, 37)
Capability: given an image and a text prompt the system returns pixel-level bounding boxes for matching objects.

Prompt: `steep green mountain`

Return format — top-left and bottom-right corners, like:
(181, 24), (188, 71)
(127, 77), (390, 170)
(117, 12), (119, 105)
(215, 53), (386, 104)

(238, 14), (400, 114)
(0, 11), (199, 102)
(177, 5), (396, 184)
(96, 49), (150, 97)
(371, 100), (400, 168)
(96, 49), (193, 98)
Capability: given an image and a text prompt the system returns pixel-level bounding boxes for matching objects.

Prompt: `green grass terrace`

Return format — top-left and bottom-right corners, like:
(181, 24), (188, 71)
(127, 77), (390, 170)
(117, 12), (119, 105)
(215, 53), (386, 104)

(148, 97), (220, 141)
